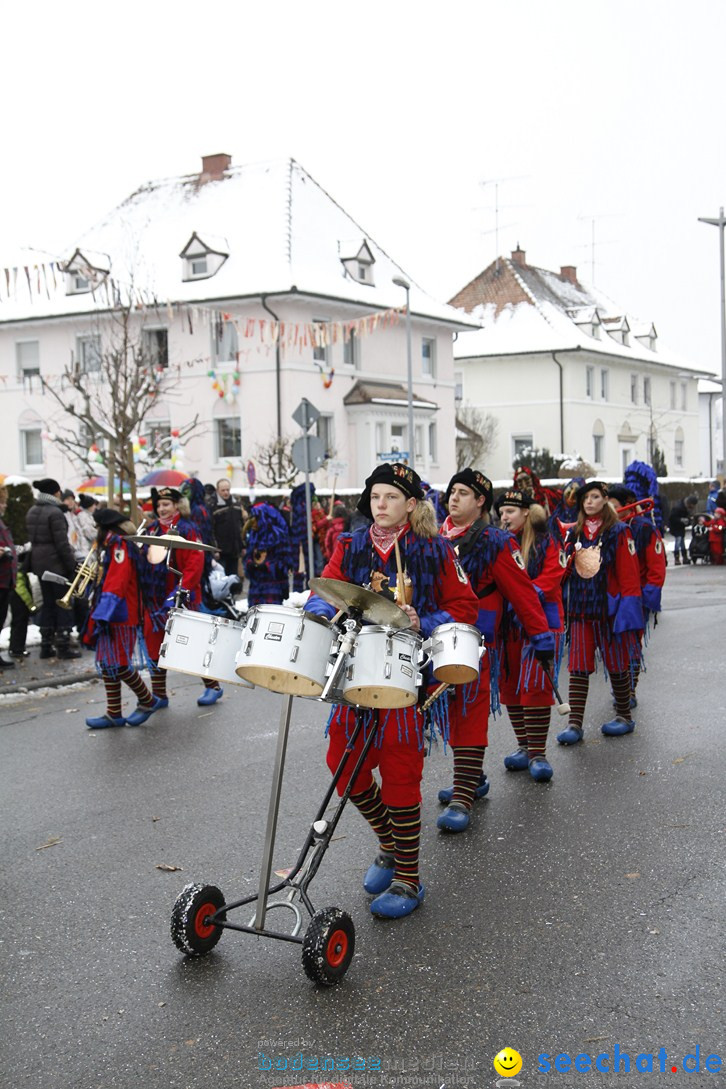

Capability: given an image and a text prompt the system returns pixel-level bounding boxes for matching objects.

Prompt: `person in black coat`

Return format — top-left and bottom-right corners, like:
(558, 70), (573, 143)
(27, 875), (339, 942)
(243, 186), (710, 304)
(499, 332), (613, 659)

(25, 478), (81, 659)
(667, 494), (697, 565)
(211, 479), (244, 576)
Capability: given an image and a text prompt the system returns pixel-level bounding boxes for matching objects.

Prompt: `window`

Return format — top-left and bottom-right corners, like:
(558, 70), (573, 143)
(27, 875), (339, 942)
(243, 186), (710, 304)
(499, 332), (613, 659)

(454, 371), (463, 402)
(213, 313), (238, 364)
(215, 417), (241, 459)
(593, 419), (605, 466)
(428, 422), (438, 462)
(313, 319), (329, 364)
(180, 233), (228, 281)
(343, 330), (359, 368)
(144, 421), (172, 457)
(421, 338), (436, 378)
(316, 414), (334, 459)
(621, 447), (633, 475)
(21, 427), (43, 469)
(630, 374), (638, 404)
(191, 257), (208, 278)
(390, 423), (407, 456)
(600, 368), (609, 401)
(77, 334), (101, 374)
(415, 424), (424, 461)
(358, 263), (368, 282)
(675, 427), (684, 468)
(375, 421), (385, 454)
(512, 433), (533, 460)
(643, 376), (651, 406)
(680, 382), (687, 411)
(585, 366), (594, 399)
(143, 328), (169, 370)
(16, 340), (40, 381)
(670, 381), (676, 409)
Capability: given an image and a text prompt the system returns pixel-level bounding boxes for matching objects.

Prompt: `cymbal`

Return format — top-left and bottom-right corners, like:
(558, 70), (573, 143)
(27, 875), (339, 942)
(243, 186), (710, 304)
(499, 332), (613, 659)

(310, 577), (411, 630)
(130, 533), (218, 553)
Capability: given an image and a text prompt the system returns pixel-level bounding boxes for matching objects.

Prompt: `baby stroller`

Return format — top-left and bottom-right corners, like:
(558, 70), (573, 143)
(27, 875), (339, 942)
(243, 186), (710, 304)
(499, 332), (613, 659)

(689, 517), (711, 564)
(200, 560), (245, 620)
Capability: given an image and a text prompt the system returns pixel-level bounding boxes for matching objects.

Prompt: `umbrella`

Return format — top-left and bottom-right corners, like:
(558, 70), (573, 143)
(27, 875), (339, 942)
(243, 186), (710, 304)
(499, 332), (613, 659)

(77, 475), (122, 495)
(139, 469), (188, 487)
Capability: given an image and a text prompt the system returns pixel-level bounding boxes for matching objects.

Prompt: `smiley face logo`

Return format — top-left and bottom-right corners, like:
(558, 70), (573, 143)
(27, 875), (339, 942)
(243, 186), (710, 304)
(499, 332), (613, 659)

(493, 1047), (523, 1077)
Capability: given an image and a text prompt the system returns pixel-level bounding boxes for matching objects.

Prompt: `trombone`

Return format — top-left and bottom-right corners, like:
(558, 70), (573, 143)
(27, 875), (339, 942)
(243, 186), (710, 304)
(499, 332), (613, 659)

(58, 546), (100, 609)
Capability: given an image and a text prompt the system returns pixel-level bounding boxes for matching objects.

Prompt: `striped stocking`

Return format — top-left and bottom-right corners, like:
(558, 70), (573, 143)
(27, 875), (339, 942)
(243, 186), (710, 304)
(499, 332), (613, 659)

(567, 672), (590, 728)
(525, 705), (551, 759)
(117, 668), (154, 707)
(506, 704), (528, 749)
(103, 675), (122, 718)
(388, 803), (421, 892)
(451, 745), (486, 809)
(350, 781), (395, 853)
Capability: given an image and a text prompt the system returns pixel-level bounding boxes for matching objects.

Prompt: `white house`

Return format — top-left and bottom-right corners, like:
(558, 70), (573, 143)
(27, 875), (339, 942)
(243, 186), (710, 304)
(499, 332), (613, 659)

(0, 154), (475, 491)
(698, 378), (723, 478)
(450, 247), (711, 481)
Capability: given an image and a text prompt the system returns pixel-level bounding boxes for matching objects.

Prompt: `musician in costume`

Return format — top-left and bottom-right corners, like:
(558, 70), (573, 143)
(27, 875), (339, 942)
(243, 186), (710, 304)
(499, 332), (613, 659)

(438, 469), (554, 828)
(557, 480), (644, 745)
(142, 487), (223, 708)
(305, 463), (478, 919)
(495, 490), (565, 782)
(243, 502), (293, 605)
(607, 483), (666, 707)
(84, 509), (159, 728)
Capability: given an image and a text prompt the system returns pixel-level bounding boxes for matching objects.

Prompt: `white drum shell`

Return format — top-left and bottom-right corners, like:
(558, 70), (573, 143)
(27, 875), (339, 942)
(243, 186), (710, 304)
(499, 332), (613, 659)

(235, 605), (335, 697)
(426, 622), (483, 685)
(342, 626), (424, 709)
(160, 609), (253, 687)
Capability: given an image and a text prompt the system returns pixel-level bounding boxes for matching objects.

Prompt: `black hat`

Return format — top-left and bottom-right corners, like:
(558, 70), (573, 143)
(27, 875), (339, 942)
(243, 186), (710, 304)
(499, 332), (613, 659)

(93, 508), (128, 528)
(61, 489), (76, 501)
(151, 486), (182, 504)
(494, 488), (533, 514)
(575, 479), (608, 509)
(445, 468), (493, 511)
(33, 478), (61, 495)
(607, 483), (634, 506)
(357, 463), (424, 520)
(78, 494), (98, 510)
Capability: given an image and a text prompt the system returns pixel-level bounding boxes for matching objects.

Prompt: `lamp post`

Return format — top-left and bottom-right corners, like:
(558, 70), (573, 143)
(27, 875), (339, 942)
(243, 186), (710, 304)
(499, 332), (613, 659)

(392, 276), (415, 465)
(698, 207), (726, 472)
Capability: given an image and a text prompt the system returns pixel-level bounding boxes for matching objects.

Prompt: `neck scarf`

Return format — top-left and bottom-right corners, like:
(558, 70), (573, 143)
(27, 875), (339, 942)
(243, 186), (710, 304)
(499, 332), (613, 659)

(370, 521), (409, 560)
(158, 511), (178, 528)
(441, 514), (471, 540)
(584, 516), (603, 541)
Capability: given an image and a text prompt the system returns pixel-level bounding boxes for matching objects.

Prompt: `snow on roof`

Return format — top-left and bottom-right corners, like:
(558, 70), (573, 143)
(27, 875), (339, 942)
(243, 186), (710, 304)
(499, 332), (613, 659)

(0, 158), (475, 328)
(451, 255), (703, 373)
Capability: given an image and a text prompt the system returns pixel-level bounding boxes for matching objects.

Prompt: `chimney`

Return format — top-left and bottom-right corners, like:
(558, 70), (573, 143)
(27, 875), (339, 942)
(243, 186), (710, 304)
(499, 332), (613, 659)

(560, 265), (578, 285)
(200, 153), (231, 183)
(511, 244), (526, 268)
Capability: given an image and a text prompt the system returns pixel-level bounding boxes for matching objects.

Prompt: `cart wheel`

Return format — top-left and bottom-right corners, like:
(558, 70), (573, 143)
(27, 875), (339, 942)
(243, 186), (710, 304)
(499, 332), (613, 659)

(301, 907), (355, 986)
(170, 883), (226, 957)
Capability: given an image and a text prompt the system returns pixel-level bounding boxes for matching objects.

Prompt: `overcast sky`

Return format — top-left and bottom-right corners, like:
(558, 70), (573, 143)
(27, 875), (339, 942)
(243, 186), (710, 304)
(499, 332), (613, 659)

(3, 0), (724, 375)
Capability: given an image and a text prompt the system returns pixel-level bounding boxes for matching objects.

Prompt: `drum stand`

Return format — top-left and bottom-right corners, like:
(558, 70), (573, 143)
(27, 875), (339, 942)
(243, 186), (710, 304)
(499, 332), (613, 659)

(170, 614), (380, 986)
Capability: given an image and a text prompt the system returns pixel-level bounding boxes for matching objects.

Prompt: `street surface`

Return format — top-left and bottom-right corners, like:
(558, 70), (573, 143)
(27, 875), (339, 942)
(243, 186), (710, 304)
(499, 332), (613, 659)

(1, 565), (724, 1089)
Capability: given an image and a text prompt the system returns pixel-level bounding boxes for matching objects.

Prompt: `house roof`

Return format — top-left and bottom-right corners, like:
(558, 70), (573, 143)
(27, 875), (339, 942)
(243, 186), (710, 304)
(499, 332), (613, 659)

(0, 157), (476, 329)
(450, 252), (706, 374)
(343, 380), (438, 409)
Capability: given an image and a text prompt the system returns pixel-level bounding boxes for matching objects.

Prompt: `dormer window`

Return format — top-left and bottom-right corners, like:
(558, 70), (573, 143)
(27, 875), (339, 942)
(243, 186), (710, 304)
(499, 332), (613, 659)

(339, 240), (375, 286)
(602, 315), (630, 347)
(568, 306), (602, 340)
(635, 323), (658, 353)
(180, 232), (229, 282)
(63, 248), (109, 295)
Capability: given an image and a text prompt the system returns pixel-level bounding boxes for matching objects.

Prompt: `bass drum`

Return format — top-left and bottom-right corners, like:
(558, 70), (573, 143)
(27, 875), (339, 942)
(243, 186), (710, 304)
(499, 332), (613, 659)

(160, 609), (253, 687)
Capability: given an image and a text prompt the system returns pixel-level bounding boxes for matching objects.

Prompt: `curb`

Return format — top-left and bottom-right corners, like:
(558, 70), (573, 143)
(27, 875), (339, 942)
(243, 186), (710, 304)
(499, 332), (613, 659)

(0, 670), (98, 696)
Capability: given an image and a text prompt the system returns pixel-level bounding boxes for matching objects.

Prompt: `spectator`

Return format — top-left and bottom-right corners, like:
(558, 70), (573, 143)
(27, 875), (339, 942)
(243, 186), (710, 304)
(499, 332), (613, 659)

(211, 478), (244, 576)
(667, 493), (698, 565)
(26, 478), (81, 659)
(324, 503), (350, 560)
(706, 481), (722, 515)
(0, 487), (18, 669)
(76, 494), (99, 550)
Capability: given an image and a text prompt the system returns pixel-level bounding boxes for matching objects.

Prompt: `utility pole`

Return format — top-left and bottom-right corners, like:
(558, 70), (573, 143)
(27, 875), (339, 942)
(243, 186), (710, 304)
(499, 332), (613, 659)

(698, 208), (726, 473)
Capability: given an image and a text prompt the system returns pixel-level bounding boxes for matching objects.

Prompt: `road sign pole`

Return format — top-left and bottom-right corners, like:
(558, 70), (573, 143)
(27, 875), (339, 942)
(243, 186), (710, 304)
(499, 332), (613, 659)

(302, 401), (315, 587)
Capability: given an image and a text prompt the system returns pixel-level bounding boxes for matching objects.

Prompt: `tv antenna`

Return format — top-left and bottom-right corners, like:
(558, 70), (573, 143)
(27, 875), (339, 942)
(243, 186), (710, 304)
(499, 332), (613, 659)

(576, 212), (622, 285)
(477, 174), (530, 270)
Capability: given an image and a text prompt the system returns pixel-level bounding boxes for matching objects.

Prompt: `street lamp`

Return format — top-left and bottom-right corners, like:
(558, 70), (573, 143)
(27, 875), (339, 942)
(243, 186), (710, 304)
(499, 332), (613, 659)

(698, 207), (726, 473)
(392, 276), (415, 465)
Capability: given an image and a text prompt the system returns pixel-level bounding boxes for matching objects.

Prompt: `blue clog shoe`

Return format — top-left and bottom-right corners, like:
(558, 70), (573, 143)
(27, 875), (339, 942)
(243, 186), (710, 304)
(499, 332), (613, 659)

(370, 881), (425, 919)
(363, 852), (395, 895)
(126, 696), (165, 727)
(436, 803), (471, 833)
(197, 686), (224, 707)
(86, 713), (126, 729)
(437, 773), (489, 805)
(528, 756), (553, 782)
(556, 725), (584, 746)
(504, 748), (530, 771)
(601, 716), (635, 737)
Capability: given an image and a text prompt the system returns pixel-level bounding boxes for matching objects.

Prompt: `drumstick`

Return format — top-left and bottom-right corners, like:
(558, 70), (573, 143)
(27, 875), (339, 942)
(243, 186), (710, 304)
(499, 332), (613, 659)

(393, 537), (406, 607)
(543, 664), (570, 715)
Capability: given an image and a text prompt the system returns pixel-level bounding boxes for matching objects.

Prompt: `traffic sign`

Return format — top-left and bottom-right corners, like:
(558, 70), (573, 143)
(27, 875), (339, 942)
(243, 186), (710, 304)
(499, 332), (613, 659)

(377, 451), (409, 463)
(292, 435), (327, 473)
(327, 459), (348, 476)
(292, 398), (320, 431)
(246, 460), (256, 486)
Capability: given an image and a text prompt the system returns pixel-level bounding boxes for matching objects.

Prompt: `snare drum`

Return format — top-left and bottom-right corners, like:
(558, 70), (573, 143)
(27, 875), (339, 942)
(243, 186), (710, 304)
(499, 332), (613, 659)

(235, 605), (335, 697)
(160, 609), (253, 687)
(425, 622), (483, 685)
(342, 626), (426, 709)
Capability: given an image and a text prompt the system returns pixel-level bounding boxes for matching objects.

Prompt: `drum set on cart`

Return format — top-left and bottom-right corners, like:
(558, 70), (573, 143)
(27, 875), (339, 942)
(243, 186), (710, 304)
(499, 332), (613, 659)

(147, 534), (483, 986)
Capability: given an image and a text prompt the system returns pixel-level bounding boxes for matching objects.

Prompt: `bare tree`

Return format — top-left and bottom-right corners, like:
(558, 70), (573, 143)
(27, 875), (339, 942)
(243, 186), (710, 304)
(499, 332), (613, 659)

(254, 436), (299, 489)
(41, 300), (199, 515)
(455, 404), (500, 470)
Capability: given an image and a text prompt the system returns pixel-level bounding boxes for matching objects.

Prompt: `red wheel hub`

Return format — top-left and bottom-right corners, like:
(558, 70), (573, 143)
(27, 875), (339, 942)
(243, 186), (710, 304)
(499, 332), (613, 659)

(325, 928), (349, 967)
(193, 902), (218, 939)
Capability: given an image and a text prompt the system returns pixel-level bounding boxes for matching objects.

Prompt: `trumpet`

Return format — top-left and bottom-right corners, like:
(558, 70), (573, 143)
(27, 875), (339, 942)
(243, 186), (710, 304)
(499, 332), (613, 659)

(58, 546), (99, 609)
(614, 497), (655, 522)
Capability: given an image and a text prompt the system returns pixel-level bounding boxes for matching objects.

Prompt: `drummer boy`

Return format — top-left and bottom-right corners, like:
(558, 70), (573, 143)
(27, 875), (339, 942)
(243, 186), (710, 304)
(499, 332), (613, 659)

(305, 463), (478, 919)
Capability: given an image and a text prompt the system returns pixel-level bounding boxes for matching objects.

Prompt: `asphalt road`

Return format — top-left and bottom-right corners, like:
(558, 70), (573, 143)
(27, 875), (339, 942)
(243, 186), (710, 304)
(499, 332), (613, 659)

(1, 565), (724, 1089)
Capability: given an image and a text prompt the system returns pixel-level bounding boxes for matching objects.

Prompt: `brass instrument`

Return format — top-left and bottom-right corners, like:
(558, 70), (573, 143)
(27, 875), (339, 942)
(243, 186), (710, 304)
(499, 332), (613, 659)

(614, 497), (655, 522)
(58, 546), (99, 609)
